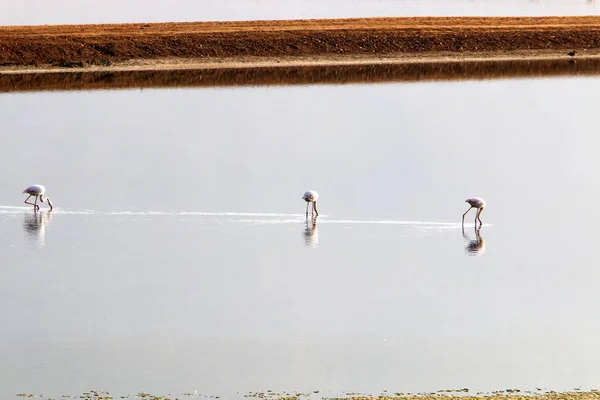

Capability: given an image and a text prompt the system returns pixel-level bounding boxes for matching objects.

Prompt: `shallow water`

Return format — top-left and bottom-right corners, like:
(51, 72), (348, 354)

(0, 0), (598, 26)
(2, 77), (600, 398)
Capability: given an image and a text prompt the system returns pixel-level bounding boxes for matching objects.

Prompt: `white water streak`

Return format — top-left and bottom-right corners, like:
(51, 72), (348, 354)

(0, 206), (488, 229)
(0, 207), (302, 217)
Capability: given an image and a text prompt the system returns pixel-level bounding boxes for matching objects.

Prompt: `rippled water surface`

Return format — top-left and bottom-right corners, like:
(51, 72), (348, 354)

(2, 77), (600, 398)
(0, 0), (598, 25)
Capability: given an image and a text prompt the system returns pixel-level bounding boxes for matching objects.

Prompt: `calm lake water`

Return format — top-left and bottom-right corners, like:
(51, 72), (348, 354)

(2, 75), (600, 399)
(0, 0), (598, 25)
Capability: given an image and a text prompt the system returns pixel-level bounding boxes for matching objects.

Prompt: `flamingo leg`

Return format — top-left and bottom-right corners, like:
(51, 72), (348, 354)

(476, 208), (484, 227)
(306, 201), (309, 217)
(462, 207), (473, 226)
(313, 201), (319, 216)
(24, 195), (40, 211)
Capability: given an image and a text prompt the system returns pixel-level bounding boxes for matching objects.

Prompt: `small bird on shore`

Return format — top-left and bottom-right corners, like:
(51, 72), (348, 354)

(23, 184), (53, 211)
(302, 190), (319, 217)
(568, 50), (577, 57)
(462, 197), (485, 228)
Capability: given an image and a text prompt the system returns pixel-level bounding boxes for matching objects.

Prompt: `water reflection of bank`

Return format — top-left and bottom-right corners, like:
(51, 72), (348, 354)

(3, 57), (600, 93)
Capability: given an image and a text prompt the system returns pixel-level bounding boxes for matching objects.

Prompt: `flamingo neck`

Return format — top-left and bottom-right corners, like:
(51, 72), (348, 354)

(41, 195), (54, 211)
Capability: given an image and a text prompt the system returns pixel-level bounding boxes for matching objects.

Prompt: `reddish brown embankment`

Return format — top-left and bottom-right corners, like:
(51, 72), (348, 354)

(1, 16), (600, 70)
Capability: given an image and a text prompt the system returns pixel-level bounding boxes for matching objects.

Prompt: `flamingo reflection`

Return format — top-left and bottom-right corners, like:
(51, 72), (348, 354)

(23, 211), (53, 247)
(303, 216), (319, 247)
(462, 226), (485, 256)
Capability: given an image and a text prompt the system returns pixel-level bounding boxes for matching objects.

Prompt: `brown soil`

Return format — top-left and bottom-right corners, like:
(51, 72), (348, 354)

(1, 16), (600, 71)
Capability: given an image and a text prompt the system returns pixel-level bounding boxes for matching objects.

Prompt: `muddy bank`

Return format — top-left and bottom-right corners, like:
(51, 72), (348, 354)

(1, 16), (600, 72)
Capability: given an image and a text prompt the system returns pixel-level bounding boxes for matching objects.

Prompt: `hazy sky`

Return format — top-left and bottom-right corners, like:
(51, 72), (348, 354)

(0, 0), (598, 25)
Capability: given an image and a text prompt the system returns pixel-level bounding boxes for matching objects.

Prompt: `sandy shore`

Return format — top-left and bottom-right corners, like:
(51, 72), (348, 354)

(13, 390), (600, 400)
(329, 393), (600, 400)
(1, 16), (600, 74)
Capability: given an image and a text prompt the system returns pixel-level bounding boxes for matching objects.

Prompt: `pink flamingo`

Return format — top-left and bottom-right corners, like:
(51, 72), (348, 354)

(302, 190), (319, 217)
(462, 197), (485, 228)
(23, 184), (54, 211)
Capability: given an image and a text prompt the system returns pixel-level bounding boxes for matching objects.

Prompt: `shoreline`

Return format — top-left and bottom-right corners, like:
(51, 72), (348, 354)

(2, 50), (600, 75)
(1, 16), (600, 75)
(11, 390), (600, 400)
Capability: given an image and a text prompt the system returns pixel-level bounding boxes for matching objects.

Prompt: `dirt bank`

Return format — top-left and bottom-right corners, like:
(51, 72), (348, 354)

(1, 16), (600, 72)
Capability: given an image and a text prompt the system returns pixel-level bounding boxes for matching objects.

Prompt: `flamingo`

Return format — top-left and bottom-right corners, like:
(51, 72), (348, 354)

(302, 190), (319, 217)
(462, 197), (485, 228)
(23, 184), (53, 211)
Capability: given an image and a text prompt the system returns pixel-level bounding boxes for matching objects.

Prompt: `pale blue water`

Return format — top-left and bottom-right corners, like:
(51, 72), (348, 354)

(2, 75), (600, 397)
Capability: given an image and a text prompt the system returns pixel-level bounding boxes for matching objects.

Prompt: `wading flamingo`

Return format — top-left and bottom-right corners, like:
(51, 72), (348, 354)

(462, 197), (485, 228)
(302, 190), (319, 217)
(23, 184), (53, 211)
